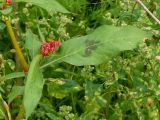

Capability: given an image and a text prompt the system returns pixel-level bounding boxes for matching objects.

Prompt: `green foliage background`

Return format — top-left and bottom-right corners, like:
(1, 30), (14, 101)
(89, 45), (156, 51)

(0, 0), (160, 120)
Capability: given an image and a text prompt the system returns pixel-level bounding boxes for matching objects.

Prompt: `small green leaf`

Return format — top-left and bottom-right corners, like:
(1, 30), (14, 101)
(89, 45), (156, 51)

(85, 81), (102, 101)
(0, 22), (6, 31)
(8, 86), (24, 103)
(0, 107), (5, 119)
(0, 72), (25, 82)
(46, 113), (63, 120)
(0, 7), (13, 15)
(23, 54), (43, 119)
(0, 95), (5, 119)
(25, 29), (42, 58)
(81, 81), (106, 120)
(96, 96), (107, 108)
(14, 0), (69, 14)
(47, 79), (81, 99)
(0, 87), (4, 93)
(7, 59), (16, 70)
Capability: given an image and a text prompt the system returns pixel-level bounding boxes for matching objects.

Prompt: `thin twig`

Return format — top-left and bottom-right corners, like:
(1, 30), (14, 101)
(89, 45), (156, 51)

(136, 0), (160, 25)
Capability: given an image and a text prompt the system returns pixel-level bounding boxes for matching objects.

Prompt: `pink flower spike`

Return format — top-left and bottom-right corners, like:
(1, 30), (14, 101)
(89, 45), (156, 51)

(50, 41), (61, 47)
(40, 40), (61, 57)
(49, 47), (55, 53)
(6, 0), (12, 5)
(54, 41), (61, 47)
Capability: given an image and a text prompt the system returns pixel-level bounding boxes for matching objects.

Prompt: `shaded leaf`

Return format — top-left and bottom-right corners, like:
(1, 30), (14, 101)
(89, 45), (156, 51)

(0, 7), (13, 15)
(23, 55), (43, 119)
(0, 104), (5, 119)
(85, 80), (102, 101)
(0, 87), (4, 93)
(40, 54), (63, 69)
(46, 113), (63, 120)
(47, 79), (81, 99)
(8, 86), (24, 103)
(7, 59), (16, 70)
(25, 29), (42, 58)
(96, 96), (107, 108)
(0, 72), (25, 82)
(0, 94), (6, 119)
(14, 0), (69, 14)
(0, 22), (6, 31)
(81, 81), (106, 120)
(3, 72), (25, 80)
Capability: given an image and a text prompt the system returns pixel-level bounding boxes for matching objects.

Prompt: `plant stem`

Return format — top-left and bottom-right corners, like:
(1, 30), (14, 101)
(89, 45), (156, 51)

(15, 105), (25, 120)
(71, 92), (76, 113)
(0, 94), (12, 120)
(4, 16), (29, 72)
(136, 0), (160, 25)
(131, 1), (137, 13)
(4, 16), (29, 120)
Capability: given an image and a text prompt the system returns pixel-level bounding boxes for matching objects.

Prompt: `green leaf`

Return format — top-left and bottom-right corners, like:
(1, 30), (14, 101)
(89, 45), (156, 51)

(0, 87), (4, 93)
(47, 79), (81, 99)
(46, 113), (63, 120)
(0, 105), (5, 119)
(0, 72), (25, 82)
(85, 81), (102, 101)
(0, 7), (13, 15)
(14, 0), (69, 14)
(7, 59), (16, 70)
(8, 86), (24, 103)
(25, 29), (42, 58)
(96, 96), (107, 108)
(42, 25), (151, 67)
(62, 25), (151, 65)
(81, 81), (106, 120)
(23, 54), (43, 119)
(0, 22), (6, 31)
(0, 94), (5, 119)
(40, 54), (63, 69)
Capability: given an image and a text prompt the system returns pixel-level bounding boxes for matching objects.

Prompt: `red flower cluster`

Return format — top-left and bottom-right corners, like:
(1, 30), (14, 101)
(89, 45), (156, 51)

(40, 41), (61, 57)
(6, 0), (12, 5)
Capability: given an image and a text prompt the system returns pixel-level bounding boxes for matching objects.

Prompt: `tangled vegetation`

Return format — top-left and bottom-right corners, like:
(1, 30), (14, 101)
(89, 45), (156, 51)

(0, 0), (160, 120)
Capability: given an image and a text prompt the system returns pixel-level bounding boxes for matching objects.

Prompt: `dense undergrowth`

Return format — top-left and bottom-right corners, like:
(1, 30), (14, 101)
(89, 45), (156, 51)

(0, 0), (160, 120)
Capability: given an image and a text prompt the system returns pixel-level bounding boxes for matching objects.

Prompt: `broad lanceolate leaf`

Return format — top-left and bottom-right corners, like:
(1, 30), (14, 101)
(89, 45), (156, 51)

(14, 0), (69, 14)
(61, 25), (151, 66)
(42, 25), (151, 67)
(25, 29), (42, 58)
(23, 55), (43, 119)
